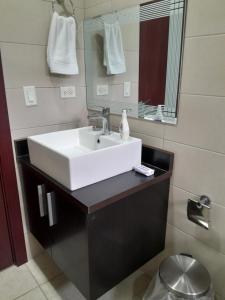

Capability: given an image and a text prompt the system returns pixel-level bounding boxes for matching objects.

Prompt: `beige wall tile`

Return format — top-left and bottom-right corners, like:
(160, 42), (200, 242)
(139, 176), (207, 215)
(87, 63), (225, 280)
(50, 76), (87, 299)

(85, 0), (108, 8)
(112, 0), (140, 11)
(110, 114), (164, 138)
(187, 234), (225, 297)
(6, 87), (87, 130)
(168, 186), (225, 256)
(11, 123), (76, 140)
(111, 83), (138, 104)
(165, 94), (225, 154)
(85, 1), (111, 18)
(0, 0), (50, 45)
(140, 0), (156, 3)
(111, 52), (139, 85)
(71, 0), (85, 9)
(165, 223), (190, 254)
(167, 186), (195, 235)
(181, 35), (225, 96)
(121, 22), (140, 52)
(77, 21), (85, 50)
(1, 44), (85, 89)
(129, 117), (165, 139)
(164, 141), (225, 207)
(0, 0), (84, 46)
(131, 132), (163, 148)
(186, 0), (225, 37)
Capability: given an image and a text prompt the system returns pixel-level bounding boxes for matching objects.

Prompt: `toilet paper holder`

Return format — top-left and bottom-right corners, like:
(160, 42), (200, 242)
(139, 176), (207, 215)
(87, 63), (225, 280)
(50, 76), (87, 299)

(187, 195), (211, 230)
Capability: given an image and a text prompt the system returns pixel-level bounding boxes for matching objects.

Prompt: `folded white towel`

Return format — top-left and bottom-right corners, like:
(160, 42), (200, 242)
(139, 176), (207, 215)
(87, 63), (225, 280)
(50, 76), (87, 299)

(103, 21), (126, 75)
(47, 12), (79, 75)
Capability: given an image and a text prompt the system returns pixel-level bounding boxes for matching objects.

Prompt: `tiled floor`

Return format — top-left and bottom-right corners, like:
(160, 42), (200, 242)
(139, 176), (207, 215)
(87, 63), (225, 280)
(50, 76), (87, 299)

(0, 252), (151, 300)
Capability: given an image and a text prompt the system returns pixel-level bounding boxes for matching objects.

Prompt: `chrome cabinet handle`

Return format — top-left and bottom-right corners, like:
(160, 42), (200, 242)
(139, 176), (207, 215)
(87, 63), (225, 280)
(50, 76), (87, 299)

(37, 184), (47, 217)
(47, 192), (57, 227)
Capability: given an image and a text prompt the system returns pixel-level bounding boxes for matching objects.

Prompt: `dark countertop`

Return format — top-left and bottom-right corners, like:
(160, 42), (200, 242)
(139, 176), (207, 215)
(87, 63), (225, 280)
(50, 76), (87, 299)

(17, 141), (174, 214)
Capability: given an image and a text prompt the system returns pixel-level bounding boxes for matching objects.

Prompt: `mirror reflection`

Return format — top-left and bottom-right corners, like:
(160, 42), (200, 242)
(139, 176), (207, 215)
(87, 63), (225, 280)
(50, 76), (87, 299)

(84, 0), (186, 125)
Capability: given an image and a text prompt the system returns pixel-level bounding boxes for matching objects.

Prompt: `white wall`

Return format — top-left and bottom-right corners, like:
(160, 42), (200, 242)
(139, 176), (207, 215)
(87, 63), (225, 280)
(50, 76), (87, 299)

(85, 0), (225, 298)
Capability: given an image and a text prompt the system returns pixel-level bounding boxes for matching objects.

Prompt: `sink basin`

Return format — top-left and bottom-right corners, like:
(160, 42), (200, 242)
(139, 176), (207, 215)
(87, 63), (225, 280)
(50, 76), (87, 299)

(28, 127), (142, 190)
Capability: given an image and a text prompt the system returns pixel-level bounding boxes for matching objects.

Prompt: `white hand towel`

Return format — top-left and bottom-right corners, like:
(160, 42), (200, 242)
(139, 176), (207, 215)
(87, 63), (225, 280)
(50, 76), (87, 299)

(47, 12), (79, 75)
(103, 21), (126, 75)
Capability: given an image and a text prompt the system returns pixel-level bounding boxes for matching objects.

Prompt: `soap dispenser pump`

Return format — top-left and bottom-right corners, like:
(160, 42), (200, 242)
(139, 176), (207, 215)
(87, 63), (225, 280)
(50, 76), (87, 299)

(119, 109), (130, 141)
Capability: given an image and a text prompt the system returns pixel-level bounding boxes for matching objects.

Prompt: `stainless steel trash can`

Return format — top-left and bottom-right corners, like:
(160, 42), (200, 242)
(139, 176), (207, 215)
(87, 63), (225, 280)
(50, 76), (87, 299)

(143, 255), (214, 300)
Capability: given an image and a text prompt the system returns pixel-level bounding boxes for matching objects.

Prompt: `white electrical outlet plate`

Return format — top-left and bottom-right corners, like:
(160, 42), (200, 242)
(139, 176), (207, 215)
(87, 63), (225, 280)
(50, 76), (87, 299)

(96, 85), (109, 96)
(60, 86), (76, 98)
(124, 81), (131, 97)
(23, 86), (37, 106)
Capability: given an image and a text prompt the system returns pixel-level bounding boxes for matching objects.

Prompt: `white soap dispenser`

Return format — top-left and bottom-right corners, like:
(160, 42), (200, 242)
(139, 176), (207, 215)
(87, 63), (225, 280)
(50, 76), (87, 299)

(155, 105), (164, 121)
(119, 109), (130, 141)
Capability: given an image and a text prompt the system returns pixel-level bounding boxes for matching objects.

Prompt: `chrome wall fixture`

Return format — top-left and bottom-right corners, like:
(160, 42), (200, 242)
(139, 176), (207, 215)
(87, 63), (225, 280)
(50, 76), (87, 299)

(42, 0), (76, 18)
(187, 195), (211, 230)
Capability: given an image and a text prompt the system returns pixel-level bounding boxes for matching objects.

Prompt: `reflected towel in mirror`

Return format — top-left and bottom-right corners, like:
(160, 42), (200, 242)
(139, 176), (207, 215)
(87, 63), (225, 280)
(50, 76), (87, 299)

(103, 21), (126, 75)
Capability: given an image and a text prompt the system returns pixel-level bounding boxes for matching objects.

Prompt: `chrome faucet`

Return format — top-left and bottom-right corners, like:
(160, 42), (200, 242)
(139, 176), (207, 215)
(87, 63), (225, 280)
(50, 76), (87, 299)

(88, 107), (110, 135)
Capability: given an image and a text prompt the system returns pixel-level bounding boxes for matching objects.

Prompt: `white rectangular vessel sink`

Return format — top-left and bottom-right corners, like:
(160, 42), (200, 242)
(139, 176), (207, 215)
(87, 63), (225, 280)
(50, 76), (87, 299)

(28, 127), (142, 190)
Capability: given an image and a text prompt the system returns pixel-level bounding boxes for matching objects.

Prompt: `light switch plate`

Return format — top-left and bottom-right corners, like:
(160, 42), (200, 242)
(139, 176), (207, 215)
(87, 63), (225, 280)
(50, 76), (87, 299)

(96, 85), (109, 96)
(60, 86), (76, 98)
(124, 81), (131, 97)
(23, 86), (37, 106)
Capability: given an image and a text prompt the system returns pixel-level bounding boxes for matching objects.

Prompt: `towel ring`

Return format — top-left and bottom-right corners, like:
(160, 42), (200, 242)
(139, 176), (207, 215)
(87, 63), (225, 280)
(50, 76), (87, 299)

(52, 0), (56, 12)
(68, 0), (76, 18)
(43, 0), (76, 19)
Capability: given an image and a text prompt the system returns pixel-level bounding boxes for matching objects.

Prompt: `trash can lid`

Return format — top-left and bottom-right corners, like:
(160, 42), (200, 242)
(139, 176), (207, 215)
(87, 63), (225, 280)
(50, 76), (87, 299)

(159, 255), (211, 299)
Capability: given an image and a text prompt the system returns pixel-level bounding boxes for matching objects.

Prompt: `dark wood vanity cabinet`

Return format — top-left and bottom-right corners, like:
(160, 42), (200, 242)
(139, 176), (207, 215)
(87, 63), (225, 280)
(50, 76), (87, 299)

(19, 144), (173, 300)
(22, 166), (53, 253)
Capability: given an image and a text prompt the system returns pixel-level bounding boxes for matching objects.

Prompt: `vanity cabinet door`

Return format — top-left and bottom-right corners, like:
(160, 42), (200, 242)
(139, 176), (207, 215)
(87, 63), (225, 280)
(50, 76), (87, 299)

(21, 165), (53, 252)
(48, 189), (90, 299)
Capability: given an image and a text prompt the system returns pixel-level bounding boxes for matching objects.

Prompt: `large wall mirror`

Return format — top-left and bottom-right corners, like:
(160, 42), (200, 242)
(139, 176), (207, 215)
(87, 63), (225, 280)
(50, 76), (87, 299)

(84, 0), (187, 125)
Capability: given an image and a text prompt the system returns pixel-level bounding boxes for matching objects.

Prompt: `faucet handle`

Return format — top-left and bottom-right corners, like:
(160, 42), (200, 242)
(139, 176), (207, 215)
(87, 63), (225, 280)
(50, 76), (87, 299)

(87, 111), (100, 118)
(102, 107), (110, 115)
(90, 104), (110, 112)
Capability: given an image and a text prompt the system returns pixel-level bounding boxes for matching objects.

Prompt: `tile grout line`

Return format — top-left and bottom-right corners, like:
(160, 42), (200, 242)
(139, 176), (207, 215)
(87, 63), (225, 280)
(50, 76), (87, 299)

(186, 32), (225, 39)
(131, 131), (164, 143)
(164, 138), (225, 157)
(1, 40), (85, 49)
(171, 183), (225, 210)
(127, 128), (225, 157)
(12, 122), (77, 132)
(180, 91), (225, 98)
(6, 85), (87, 90)
(166, 222), (225, 260)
